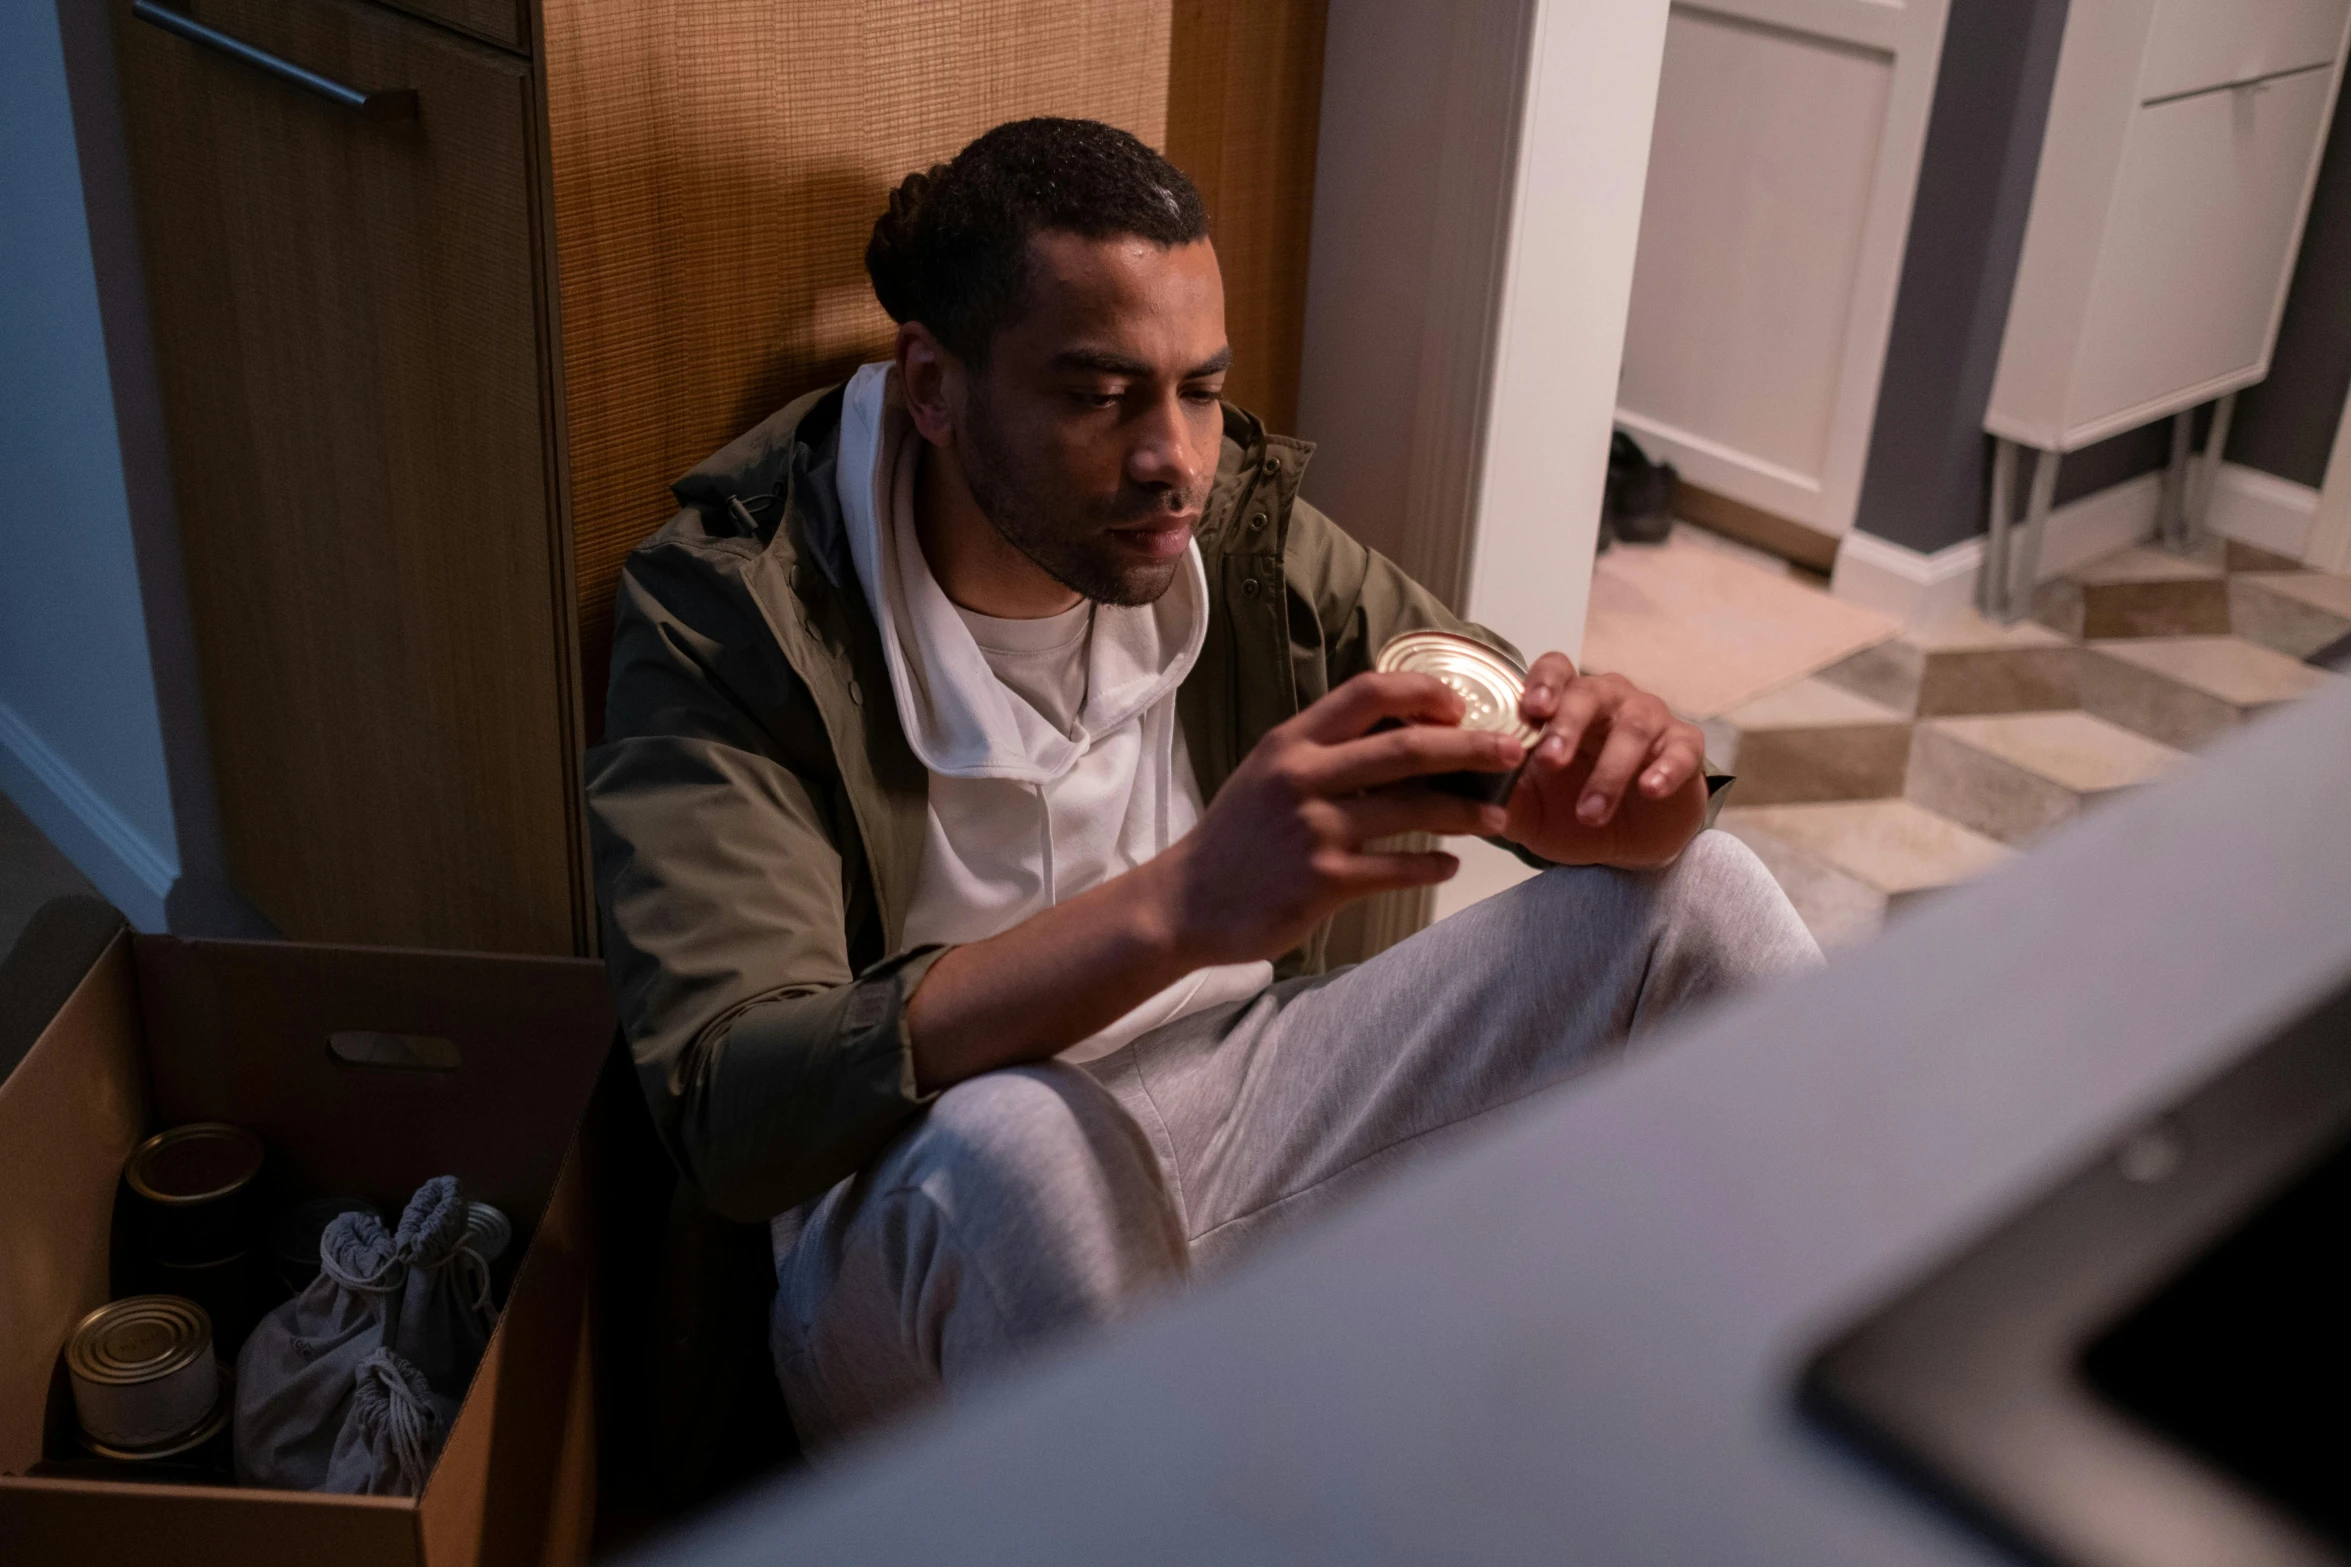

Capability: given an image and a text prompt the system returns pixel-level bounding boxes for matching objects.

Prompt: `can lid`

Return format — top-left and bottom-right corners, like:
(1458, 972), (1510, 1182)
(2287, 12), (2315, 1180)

(67, 1296), (212, 1386)
(1373, 632), (1539, 748)
(125, 1122), (264, 1206)
(465, 1201), (512, 1263)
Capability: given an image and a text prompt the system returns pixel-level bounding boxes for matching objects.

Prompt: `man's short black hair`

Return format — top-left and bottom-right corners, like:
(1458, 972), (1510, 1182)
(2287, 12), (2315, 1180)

(866, 117), (1209, 365)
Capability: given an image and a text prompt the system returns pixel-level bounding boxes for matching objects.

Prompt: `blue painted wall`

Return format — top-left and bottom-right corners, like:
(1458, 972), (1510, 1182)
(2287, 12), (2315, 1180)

(0, 0), (179, 928)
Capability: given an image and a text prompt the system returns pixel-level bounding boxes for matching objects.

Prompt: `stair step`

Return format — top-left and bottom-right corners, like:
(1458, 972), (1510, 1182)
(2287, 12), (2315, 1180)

(2228, 571), (2351, 660)
(1905, 711), (2185, 847)
(1700, 679), (1909, 804)
(2081, 635), (2340, 750)
(2032, 544), (2230, 640)
(1816, 609), (2077, 718)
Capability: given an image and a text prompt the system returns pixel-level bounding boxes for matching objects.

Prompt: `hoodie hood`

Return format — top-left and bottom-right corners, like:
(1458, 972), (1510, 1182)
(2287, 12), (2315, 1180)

(836, 361), (1209, 785)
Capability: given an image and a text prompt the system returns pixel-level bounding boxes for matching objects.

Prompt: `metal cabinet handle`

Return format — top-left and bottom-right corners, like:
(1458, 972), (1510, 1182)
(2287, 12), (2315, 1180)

(131, 0), (418, 121)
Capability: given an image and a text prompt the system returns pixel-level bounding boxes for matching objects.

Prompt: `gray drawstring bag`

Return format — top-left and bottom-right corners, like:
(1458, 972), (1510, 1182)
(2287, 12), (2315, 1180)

(234, 1176), (496, 1494)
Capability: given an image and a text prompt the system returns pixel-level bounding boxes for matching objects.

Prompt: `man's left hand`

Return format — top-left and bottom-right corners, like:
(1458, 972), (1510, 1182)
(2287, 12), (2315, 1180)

(1503, 653), (1708, 869)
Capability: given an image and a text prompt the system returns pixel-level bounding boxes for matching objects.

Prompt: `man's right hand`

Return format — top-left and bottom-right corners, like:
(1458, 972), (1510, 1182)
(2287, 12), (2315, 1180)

(1141, 671), (1522, 968)
(905, 671), (1518, 1090)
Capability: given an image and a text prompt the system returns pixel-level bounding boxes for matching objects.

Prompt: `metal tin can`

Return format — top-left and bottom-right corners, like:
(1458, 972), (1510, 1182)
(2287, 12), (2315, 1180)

(1373, 631), (1539, 805)
(464, 1201), (512, 1264)
(124, 1122), (266, 1267)
(66, 1295), (226, 1456)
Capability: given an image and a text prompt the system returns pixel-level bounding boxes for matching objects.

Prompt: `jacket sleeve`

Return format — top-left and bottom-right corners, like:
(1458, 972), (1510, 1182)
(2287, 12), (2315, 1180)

(586, 544), (942, 1222)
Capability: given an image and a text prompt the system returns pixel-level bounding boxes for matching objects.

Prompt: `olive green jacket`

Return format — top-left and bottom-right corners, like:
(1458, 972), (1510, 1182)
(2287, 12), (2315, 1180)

(588, 385), (1555, 1221)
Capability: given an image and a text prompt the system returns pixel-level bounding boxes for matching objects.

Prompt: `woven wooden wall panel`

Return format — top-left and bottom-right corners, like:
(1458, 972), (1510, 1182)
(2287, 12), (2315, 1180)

(545, 0), (1173, 724)
(1166, 0), (1327, 438)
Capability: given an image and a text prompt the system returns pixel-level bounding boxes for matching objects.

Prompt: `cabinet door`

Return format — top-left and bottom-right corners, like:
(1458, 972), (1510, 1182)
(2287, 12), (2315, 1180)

(2069, 65), (2337, 437)
(2140, 0), (2349, 102)
(114, 0), (581, 954)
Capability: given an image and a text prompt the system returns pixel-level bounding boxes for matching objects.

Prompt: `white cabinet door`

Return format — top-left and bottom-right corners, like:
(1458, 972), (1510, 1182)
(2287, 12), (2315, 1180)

(2072, 66), (2336, 431)
(1614, 0), (1948, 538)
(2140, 0), (2348, 101)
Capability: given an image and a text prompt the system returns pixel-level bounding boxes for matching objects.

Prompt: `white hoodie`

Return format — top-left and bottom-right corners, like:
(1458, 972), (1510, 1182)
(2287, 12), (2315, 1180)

(836, 363), (1272, 1061)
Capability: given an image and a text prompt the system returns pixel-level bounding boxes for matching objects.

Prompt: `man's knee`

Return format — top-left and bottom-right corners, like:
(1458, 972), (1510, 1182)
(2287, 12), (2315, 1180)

(872, 1063), (1182, 1273)
(1650, 829), (1821, 986)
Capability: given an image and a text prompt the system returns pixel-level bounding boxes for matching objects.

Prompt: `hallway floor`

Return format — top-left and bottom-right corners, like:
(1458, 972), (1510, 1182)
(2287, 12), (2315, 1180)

(1702, 535), (2349, 948)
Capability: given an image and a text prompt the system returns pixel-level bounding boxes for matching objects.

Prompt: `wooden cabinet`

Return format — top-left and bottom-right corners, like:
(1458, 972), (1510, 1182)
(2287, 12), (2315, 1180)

(111, 0), (1324, 956)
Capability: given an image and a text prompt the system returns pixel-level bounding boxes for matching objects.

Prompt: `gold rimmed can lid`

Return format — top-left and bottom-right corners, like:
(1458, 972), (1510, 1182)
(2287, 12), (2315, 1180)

(66, 1296), (212, 1387)
(124, 1122), (264, 1206)
(1373, 631), (1539, 748)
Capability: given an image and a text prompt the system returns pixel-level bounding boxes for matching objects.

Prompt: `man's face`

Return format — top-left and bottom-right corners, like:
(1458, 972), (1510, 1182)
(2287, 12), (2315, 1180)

(955, 232), (1229, 606)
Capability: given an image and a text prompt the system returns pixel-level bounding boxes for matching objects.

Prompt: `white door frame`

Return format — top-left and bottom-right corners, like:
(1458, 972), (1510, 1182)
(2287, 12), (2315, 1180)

(1296, 0), (1675, 927)
(1613, 0), (1950, 539)
(2307, 375), (2351, 571)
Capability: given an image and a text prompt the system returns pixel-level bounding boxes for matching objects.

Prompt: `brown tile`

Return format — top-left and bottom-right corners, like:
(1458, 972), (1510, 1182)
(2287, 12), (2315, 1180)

(1905, 713), (2183, 846)
(2083, 579), (2233, 638)
(1816, 640), (1923, 715)
(1915, 646), (2081, 716)
(2224, 539), (2308, 573)
(2090, 635), (2336, 706)
(2080, 653), (2243, 750)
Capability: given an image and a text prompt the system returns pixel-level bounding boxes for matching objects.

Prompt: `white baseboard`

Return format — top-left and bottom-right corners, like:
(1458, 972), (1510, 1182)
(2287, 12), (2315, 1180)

(0, 699), (175, 931)
(2206, 461), (2318, 558)
(1830, 470), (2163, 621)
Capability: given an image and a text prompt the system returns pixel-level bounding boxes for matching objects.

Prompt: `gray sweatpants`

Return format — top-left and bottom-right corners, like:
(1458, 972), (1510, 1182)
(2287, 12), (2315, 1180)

(770, 831), (1819, 1448)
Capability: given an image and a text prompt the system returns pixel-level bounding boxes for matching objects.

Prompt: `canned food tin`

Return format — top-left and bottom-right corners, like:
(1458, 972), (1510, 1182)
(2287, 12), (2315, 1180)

(1373, 631), (1539, 805)
(464, 1201), (512, 1264)
(124, 1122), (266, 1267)
(66, 1295), (224, 1455)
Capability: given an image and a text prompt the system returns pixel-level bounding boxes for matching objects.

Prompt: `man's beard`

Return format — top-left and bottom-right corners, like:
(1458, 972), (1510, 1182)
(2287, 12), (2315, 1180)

(961, 392), (1204, 607)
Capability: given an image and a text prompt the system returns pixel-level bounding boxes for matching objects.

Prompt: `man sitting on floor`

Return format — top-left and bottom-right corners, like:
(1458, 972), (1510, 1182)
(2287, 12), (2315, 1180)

(587, 117), (1819, 1448)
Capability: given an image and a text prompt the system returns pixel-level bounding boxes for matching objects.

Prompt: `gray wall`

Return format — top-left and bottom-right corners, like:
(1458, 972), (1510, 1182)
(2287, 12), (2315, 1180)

(1853, 0), (2351, 554)
(0, 0), (179, 929)
(0, 0), (263, 936)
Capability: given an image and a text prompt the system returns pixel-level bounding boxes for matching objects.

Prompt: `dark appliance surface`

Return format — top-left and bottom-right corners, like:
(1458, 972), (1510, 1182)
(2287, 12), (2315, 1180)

(1803, 972), (2351, 1567)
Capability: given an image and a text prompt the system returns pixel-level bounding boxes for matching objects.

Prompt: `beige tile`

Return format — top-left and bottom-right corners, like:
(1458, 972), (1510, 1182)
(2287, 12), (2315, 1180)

(2080, 654), (2242, 750)
(1902, 608), (2071, 652)
(2075, 543), (2225, 583)
(1721, 677), (1907, 729)
(2228, 575), (2351, 660)
(2237, 569), (2351, 619)
(2087, 636), (2335, 707)
(1716, 799), (2013, 895)
(1582, 535), (1898, 719)
(1923, 711), (2185, 793)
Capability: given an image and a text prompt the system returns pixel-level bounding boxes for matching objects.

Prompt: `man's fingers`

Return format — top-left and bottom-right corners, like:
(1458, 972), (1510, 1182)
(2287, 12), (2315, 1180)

(1527, 678), (1611, 775)
(1329, 788), (1508, 844)
(1323, 847), (1462, 895)
(1309, 723), (1522, 795)
(1639, 725), (1706, 799)
(1520, 651), (1580, 723)
(1575, 703), (1669, 825)
(1291, 670), (1467, 743)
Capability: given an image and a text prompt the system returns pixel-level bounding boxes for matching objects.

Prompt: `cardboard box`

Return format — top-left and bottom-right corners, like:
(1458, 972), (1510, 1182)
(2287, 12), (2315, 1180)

(0, 931), (615, 1566)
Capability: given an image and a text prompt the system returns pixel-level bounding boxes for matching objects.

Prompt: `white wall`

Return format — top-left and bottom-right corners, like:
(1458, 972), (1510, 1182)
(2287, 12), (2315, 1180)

(1297, 0), (1672, 918)
(0, 0), (178, 930)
